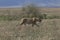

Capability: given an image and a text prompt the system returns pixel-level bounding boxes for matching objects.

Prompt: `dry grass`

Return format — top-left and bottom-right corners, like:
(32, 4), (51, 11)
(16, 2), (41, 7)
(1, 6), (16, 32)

(0, 19), (60, 40)
(0, 8), (60, 16)
(0, 8), (60, 40)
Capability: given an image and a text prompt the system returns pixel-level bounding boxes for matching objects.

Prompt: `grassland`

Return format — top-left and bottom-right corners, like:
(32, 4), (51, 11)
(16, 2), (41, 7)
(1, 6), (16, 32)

(0, 8), (60, 40)
(0, 8), (60, 16)
(0, 19), (60, 40)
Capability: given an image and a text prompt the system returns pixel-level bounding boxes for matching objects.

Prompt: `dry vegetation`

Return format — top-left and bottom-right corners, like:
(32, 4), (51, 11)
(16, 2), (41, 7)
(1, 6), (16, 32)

(0, 8), (60, 40)
(0, 8), (60, 15)
(0, 19), (60, 40)
(40, 8), (60, 16)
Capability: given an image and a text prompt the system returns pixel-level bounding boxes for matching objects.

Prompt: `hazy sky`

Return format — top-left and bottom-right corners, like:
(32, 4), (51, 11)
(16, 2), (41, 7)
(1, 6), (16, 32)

(0, 0), (60, 7)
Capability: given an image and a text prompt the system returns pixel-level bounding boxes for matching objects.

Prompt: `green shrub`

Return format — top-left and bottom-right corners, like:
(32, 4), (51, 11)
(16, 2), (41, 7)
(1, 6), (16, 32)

(21, 4), (43, 19)
(47, 15), (60, 19)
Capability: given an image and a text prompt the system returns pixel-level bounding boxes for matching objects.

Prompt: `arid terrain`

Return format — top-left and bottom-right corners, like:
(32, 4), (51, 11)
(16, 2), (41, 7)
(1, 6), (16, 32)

(0, 8), (60, 40)
(0, 8), (60, 15)
(0, 19), (60, 40)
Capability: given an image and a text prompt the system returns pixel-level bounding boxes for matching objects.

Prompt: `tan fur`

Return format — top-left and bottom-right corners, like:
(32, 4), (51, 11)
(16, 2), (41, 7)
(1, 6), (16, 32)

(20, 18), (42, 26)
